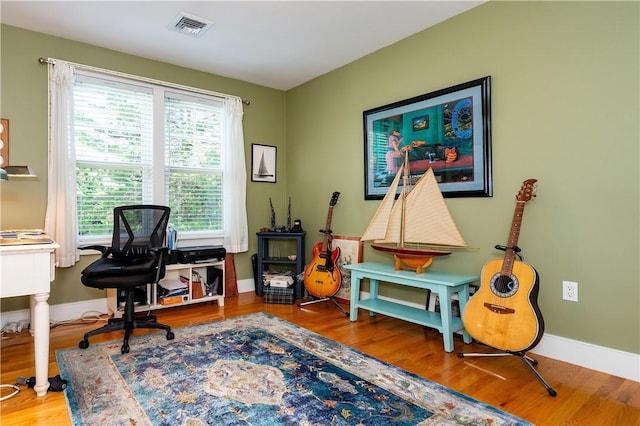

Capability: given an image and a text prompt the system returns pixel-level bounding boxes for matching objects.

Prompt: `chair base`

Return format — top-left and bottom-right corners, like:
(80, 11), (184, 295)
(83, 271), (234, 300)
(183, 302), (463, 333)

(79, 288), (174, 353)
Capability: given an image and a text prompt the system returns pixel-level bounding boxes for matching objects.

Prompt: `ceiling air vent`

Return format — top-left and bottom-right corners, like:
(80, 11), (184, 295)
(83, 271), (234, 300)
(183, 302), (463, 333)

(170, 12), (213, 38)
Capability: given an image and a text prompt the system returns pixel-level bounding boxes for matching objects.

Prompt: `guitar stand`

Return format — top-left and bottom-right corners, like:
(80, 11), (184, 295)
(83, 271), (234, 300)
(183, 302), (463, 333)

(457, 350), (557, 396)
(298, 296), (349, 317)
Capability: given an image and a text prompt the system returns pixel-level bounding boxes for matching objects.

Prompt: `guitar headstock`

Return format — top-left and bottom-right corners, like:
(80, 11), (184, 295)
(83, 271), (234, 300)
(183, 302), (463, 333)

(330, 191), (340, 206)
(516, 179), (537, 202)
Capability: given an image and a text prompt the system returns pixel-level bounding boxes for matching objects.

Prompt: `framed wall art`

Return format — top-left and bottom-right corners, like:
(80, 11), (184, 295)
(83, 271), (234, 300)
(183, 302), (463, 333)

(332, 235), (363, 304)
(363, 76), (492, 199)
(251, 144), (277, 183)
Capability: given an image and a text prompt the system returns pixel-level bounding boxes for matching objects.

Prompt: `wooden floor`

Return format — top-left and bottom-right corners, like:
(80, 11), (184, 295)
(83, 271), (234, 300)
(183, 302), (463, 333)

(1, 292), (639, 425)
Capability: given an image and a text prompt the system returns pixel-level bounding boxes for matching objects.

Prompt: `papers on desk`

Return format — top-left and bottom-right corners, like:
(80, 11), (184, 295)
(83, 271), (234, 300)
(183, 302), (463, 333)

(0, 230), (54, 245)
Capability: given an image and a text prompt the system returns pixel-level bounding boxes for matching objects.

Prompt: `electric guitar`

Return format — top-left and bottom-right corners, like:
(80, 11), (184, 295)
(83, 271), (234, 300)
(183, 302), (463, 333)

(304, 192), (341, 298)
(462, 179), (544, 352)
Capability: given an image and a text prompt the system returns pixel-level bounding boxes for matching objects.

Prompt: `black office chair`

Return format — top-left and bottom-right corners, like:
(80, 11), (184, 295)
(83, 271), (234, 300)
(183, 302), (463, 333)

(78, 205), (175, 354)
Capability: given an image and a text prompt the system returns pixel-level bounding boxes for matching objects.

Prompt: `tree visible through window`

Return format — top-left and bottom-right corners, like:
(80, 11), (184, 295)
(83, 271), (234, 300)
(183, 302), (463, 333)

(74, 73), (224, 241)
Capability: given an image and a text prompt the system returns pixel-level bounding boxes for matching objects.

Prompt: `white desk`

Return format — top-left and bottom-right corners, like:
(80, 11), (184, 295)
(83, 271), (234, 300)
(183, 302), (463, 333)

(0, 239), (59, 396)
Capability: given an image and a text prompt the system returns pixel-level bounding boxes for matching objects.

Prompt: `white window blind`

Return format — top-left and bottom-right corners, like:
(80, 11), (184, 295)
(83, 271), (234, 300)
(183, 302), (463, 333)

(165, 92), (223, 232)
(75, 77), (154, 238)
(74, 72), (225, 241)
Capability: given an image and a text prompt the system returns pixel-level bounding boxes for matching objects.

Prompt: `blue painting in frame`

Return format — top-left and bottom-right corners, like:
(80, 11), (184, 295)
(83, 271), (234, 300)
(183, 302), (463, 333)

(363, 76), (492, 199)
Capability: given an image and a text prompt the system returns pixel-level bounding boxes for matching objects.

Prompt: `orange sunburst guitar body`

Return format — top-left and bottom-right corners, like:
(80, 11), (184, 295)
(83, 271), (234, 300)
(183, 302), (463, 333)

(304, 192), (341, 298)
(462, 179), (544, 352)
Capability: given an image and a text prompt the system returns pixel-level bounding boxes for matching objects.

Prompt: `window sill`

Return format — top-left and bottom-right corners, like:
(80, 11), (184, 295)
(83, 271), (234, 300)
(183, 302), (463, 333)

(78, 234), (224, 255)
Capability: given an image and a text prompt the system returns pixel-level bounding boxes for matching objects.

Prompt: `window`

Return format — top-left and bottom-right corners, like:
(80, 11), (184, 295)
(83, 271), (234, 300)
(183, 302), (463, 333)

(74, 72), (224, 242)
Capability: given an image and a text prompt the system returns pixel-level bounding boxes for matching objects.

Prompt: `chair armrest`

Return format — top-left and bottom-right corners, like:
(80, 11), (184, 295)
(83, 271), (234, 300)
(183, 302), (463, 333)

(149, 246), (169, 259)
(149, 246), (169, 253)
(150, 246), (170, 284)
(79, 245), (110, 256)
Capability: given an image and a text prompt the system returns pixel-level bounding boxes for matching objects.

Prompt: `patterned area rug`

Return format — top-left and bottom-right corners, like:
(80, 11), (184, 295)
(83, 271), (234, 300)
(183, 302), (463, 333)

(56, 312), (531, 425)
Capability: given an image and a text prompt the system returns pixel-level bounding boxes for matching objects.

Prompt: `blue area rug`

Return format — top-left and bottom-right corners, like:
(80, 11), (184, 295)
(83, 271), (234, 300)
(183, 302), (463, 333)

(56, 312), (531, 425)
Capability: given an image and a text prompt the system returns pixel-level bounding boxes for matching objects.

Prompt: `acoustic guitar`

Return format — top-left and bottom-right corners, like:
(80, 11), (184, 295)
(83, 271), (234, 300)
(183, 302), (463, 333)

(462, 179), (544, 352)
(304, 192), (341, 298)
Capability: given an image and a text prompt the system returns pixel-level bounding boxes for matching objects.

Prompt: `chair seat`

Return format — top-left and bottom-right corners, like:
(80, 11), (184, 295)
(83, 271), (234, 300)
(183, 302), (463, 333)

(81, 257), (159, 289)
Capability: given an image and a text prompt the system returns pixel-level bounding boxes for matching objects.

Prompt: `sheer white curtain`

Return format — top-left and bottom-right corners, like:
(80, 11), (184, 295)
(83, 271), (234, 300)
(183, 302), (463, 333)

(44, 61), (79, 267)
(222, 97), (248, 253)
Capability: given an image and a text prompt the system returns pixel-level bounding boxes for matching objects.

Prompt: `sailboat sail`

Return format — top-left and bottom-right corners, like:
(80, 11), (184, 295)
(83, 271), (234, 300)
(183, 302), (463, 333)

(255, 152), (273, 177)
(361, 163), (467, 249)
(360, 170), (401, 242)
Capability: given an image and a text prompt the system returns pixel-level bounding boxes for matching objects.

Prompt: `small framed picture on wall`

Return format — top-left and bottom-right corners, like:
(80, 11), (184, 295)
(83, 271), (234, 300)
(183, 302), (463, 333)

(251, 144), (277, 183)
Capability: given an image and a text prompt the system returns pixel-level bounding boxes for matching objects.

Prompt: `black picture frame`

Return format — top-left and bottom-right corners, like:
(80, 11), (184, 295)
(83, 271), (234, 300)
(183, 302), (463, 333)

(251, 144), (277, 183)
(363, 76), (492, 199)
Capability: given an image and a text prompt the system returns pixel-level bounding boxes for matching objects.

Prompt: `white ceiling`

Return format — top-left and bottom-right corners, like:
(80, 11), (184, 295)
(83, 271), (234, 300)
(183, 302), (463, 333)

(1, 1), (483, 90)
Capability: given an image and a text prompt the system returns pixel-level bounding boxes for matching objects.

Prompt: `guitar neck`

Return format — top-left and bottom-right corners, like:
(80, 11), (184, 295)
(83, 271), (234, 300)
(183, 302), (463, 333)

(501, 201), (526, 275)
(322, 207), (334, 252)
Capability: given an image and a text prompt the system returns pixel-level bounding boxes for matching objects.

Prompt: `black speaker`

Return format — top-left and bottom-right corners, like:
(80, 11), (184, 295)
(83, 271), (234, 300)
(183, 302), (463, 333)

(251, 253), (262, 296)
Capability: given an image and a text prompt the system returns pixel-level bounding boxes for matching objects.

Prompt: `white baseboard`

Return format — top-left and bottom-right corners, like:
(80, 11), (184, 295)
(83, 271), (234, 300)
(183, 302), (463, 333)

(2, 285), (637, 382)
(0, 298), (109, 327)
(237, 277), (256, 294)
(0, 282), (257, 327)
(530, 334), (640, 383)
(368, 292), (640, 382)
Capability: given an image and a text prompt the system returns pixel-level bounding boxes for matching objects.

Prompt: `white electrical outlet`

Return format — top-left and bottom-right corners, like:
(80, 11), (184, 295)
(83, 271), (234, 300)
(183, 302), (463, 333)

(563, 281), (578, 302)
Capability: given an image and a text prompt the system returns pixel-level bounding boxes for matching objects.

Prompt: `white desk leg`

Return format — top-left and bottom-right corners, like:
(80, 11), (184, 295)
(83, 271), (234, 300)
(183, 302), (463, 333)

(29, 296), (36, 337)
(32, 293), (51, 396)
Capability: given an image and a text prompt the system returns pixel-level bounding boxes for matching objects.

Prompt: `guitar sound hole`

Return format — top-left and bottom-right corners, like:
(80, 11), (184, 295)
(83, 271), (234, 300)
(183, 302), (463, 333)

(490, 274), (519, 297)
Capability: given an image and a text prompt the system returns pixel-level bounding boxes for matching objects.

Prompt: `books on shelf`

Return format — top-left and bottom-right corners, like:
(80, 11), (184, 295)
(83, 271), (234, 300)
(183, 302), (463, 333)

(158, 294), (188, 305)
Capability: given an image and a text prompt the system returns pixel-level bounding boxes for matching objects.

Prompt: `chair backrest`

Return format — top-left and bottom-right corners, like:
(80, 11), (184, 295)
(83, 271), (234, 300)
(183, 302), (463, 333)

(111, 205), (171, 259)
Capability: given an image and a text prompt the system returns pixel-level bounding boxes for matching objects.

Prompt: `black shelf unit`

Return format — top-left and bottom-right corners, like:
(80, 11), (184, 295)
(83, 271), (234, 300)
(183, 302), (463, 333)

(256, 232), (305, 298)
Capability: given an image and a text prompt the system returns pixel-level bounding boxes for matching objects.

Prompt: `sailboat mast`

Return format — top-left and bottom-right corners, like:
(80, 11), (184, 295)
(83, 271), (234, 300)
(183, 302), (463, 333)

(400, 149), (409, 248)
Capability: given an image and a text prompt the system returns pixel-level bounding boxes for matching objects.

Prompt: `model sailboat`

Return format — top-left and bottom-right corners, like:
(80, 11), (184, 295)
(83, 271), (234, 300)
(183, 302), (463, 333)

(361, 150), (468, 273)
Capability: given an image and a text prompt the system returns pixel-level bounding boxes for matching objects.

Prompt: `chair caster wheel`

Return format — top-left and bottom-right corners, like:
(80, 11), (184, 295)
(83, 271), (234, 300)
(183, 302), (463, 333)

(121, 344), (129, 354)
(78, 340), (89, 349)
(166, 331), (175, 340)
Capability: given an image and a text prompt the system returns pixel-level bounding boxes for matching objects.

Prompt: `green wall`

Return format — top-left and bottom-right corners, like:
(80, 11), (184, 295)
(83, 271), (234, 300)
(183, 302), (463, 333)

(285, 1), (639, 354)
(0, 24), (286, 310)
(1, 1), (638, 355)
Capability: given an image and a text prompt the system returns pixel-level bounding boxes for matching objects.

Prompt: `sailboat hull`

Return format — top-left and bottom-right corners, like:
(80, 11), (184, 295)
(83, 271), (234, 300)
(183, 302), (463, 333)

(371, 244), (451, 274)
(371, 244), (452, 257)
